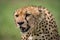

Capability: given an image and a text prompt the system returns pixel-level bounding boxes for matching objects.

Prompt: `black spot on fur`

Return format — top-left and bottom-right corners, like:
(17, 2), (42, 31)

(51, 37), (53, 39)
(48, 17), (49, 19)
(39, 39), (41, 40)
(49, 28), (51, 30)
(51, 32), (52, 35)
(42, 36), (44, 38)
(48, 11), (50, 14)
(47, 35), (50, 37)
(46, 23), (48, 25)
(43, 39), (45, 40)
(37, 34), (39, 36)
(39, 10), (42, 12)
(39, 32), (42, 34)
(35, 39), (38, 40)
(46, 29), (48, 31)
(45, 26), (47, 28)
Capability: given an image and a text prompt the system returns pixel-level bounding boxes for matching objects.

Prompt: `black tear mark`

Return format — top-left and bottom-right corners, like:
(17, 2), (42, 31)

(26, 13), (31, 17)
(25, 13), (28, 23)
(25, 17), (28, 23)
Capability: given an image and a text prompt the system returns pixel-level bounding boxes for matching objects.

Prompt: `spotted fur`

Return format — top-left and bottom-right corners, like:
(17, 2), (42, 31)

(14, 6), (60, 40)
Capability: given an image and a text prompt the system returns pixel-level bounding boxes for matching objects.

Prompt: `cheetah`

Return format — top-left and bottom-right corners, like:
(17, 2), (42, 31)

(14, 6), (60, 40)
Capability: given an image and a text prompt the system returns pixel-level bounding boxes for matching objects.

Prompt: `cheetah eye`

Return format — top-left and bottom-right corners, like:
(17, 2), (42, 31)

(26, 14), (31, 17)
(15, 14), (19, 17)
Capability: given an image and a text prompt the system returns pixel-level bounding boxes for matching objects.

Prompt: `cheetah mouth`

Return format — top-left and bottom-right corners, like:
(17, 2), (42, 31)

(20, 24), (30, 33)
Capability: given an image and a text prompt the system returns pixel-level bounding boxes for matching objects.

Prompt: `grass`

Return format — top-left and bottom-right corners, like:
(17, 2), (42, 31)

(0, 0), (60, 40)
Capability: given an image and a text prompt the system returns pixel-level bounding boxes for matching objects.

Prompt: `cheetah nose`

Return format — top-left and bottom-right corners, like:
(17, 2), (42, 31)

(18, 22), (24, 25)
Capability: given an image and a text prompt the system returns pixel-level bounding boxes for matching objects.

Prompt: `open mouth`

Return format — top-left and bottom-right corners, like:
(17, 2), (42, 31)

(19, 24), (30, 33)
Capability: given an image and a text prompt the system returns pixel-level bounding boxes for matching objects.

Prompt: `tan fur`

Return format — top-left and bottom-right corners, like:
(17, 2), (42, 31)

(14, 6), (60, 40)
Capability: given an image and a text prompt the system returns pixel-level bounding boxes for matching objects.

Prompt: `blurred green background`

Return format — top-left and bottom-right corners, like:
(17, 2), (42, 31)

(0, 0), (60, 40)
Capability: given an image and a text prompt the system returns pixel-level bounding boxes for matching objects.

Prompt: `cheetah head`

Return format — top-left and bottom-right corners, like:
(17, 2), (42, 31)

(14, 6), (44, 33)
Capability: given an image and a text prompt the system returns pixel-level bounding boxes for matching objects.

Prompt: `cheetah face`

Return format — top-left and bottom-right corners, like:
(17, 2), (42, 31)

(14, 12), (31, 33)
(14, 7), (40, 33)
